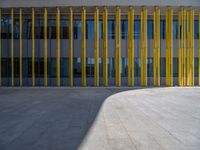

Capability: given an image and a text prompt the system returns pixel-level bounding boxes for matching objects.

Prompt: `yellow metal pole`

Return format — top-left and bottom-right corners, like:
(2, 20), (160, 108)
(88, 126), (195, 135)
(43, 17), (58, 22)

(183, 9), (187, 86)
(69, 7), (73, 86)
(199, 12), (200, 86)
(153, 7), (160, 86)
(0, 8), (1, 86)
(32, 8), (35, 86)
(103, 7), (108, 86)
(186, 9), (194, 86)
(166, 8), (173, 86)
(128, 7), (134, 86)
(178, 8), (183, 86)
(44, 8), (48, 86)
(19, 8), (22, 86)
(94, 7), (99, 86)
(186, 10), (190, 86)
(191, 9), (194, 86)
(82, 7), (86, 86)
(141, 8), (147, 86)
(56, 7), (60, 86)
(11, 8), (14, 86)
(115, 7), (121, 86)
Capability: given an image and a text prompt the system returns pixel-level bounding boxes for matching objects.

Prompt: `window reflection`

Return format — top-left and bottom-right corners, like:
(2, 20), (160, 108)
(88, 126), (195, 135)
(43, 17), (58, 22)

(108, 20), (115, 39)
(134, 20), (140, 39)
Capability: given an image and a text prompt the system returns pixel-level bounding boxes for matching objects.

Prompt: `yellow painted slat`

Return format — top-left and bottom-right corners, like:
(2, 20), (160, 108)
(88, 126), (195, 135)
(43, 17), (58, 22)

(128, 7), (134, 86)
(183, 9), (187, 86)
(0, 8), (1, 86)
(199, 12), (200, 86)
(69, 8), (73, 86)
(115, 7), (121, 86)
(178, 8), (184, 86)
(44, 8), (48, 86)
(19, 8), (22, 86)
(140, 8), (147, 86)
(56, 7), (60, 86)
(186, 10), (190, 86)
(191, 9), (194, 86)
(82, 7), (86, 86)
(32, 8), (35, 86)
(186, 9), (194, 86)
(103, 7), (108, 86)
(94, 7), (99, 86)
(11, 8), (14, 86)
(153, 7), (160, 86)
(166, 8), (173, 86)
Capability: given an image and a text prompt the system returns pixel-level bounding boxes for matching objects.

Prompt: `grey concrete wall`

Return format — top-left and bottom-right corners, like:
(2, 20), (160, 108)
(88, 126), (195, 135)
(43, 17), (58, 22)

(1, 0), (200, 8)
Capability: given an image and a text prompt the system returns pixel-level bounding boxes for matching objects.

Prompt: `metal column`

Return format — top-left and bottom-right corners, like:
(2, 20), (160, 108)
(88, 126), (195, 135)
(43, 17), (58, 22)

(199, 12), (200, 86)
(166, 8), (173, 86)
(178, 8), (182, 86)
(178, 8), (186, 86)
(81, 7), (86, 86)
(153, 7), (160, 86)
(11, 8), (14, 86)
(115, 7), (121, 86)
(186, 9), (194, 86)
(69, 8), (73, 86)
(56, 7), (60, 86)
(94, 7), (99, 86)
(128, 7), (134, 86)
(19, 8), (22, 86)
(140, 8), (147, 86)
(32, 8), (35, 86)
(103, 7), (108, 86)
(44, 8), (48, 86)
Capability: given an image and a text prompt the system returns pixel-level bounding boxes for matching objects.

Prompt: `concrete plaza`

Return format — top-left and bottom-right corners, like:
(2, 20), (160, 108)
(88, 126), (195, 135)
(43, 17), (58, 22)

(0, 87), (200, 150)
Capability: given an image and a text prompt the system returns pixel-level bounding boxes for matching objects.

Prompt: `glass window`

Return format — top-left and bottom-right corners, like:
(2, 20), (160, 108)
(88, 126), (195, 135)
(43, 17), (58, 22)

(173, 20), (178, 39)
(22, 18), (27, 39)
(74, 57), (81, 77)
(49, 19), (56, 39)
(86, 20), (94, 39)
(160, 58), (166, 77)
(121, 58), (128, 77)
(108, 58), (115, 77)
(99, 21), (103, 39)
(108, 20), (115, 39)
(35, 17), (40, 39)
(134, 58), (140, 77)
(39, 19), (44, 39)
(14, 58), (19, 77)
(134, 20), (140, 39)
(61, 19), (69, 39)
(86, 58), (94, 77)
(1, 17), (10, 39)
(14, 19), (19, 39)
(73, 20), (81, 39)
(194, 20), (199, 39)
(173, 58), (178, 77)
(160, 20), (166, 39)
(2, 58), (10, 78)
(61, 58), (68, 77)
(28, 58), (32, 77)
(121, 20), (128, 39)
(147, 58), (153, 77)
(147, 20), (153, 39)
(194, 58), (199, 77)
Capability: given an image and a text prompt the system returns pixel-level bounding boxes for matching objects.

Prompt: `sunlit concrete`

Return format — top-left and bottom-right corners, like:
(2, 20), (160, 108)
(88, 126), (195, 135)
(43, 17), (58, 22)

(79, 87), (200, 150)
(0, 87), (200, 150)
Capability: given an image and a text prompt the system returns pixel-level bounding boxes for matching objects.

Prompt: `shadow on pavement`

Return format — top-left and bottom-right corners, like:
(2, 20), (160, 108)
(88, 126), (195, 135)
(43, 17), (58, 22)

(0, 87), (144, 150)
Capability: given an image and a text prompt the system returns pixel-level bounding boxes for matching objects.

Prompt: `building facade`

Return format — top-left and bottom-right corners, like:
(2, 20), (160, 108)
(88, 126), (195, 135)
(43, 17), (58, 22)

(0, 0), (200, 86)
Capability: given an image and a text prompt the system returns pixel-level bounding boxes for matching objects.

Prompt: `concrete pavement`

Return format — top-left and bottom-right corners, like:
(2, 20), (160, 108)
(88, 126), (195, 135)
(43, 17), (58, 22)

(0, 87), (200, 150)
